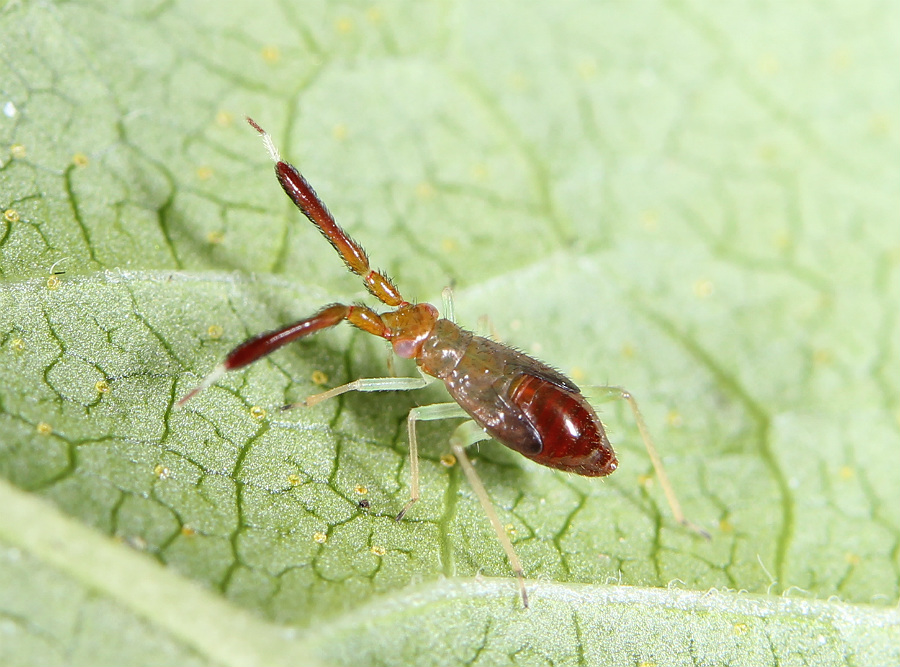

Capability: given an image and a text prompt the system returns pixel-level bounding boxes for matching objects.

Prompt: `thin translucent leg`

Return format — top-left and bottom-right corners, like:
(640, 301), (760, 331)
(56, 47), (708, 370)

(589, 386), (710, 539)
(441, 286), (455, 323)
(285, 373), (434, 409)
(395, 402), (468, 521)
(287, 374), (446, 525)
(451, 421), (529, 608)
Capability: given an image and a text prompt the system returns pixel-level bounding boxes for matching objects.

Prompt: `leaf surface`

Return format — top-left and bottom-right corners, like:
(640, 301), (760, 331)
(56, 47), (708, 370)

(1, 1), (899, 665)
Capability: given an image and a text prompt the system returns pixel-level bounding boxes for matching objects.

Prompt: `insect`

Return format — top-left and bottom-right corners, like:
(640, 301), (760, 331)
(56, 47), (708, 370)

(179, 117), (707, 607)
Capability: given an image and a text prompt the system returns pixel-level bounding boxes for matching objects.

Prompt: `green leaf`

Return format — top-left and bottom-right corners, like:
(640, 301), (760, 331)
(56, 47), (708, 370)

(2, 1), (899, 665)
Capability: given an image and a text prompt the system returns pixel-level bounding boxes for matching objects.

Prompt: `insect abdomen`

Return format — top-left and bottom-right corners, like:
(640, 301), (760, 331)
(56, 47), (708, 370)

(508, 374), (617, 477)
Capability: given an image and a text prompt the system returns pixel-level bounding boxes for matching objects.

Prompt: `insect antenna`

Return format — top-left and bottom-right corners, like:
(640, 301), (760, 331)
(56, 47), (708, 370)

(247, 117), (406, 308)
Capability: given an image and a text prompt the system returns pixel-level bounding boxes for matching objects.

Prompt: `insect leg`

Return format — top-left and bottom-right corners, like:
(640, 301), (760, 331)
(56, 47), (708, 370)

(450, 421), (529, 608)
(588, 386), (710, 539)
(396, 402), (468, 521)
(441, 286), (455, 323)
(287, 372), (435, 409)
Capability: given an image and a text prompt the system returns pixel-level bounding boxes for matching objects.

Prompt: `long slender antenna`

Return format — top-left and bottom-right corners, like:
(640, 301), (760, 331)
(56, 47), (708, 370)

(244, 117), (406, 308)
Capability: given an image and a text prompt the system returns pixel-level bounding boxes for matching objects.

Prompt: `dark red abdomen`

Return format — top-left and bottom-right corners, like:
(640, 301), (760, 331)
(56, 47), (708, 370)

(509, 374), (617, 477)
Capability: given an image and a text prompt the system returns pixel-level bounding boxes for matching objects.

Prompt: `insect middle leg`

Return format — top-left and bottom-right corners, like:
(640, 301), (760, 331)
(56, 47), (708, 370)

(284, 373), (438, 515)
(588, 386), (710, 539)
(450, 421), (529, 607)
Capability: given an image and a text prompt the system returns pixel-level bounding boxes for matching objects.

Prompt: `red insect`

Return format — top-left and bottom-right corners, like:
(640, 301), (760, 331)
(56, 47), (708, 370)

(179, 118), (706, 607)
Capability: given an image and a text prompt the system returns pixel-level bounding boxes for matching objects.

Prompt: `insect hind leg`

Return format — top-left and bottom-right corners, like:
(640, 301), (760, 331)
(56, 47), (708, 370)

(587, 386), (710, 539)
